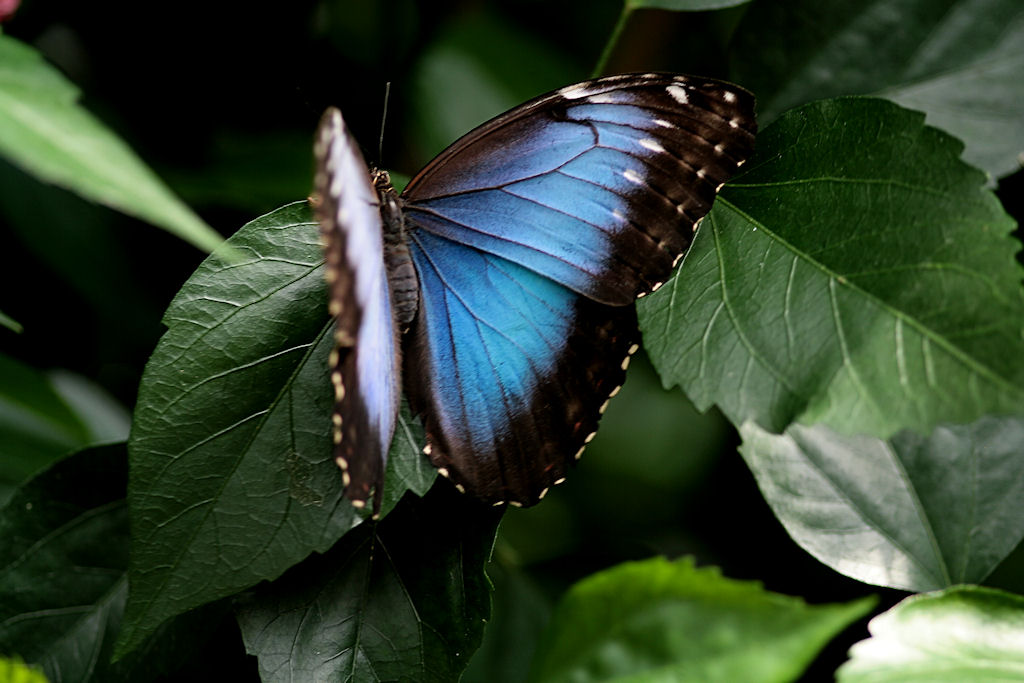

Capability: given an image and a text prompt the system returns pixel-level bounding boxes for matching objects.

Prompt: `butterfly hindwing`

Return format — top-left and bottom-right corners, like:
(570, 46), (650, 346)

(404, 230), (639, 505)
(314, 108), (401, 514)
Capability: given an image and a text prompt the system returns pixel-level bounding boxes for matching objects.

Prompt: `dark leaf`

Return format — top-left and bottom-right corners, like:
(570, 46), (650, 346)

(236, 481), (501, 683)
(116, 202), (433, 658)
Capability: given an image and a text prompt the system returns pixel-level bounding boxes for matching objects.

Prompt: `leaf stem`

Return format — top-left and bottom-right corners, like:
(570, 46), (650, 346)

(592, 5), (633, 79)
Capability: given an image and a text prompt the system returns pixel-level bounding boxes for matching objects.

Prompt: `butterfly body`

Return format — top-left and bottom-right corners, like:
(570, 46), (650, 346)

(314, 73), (756, 513)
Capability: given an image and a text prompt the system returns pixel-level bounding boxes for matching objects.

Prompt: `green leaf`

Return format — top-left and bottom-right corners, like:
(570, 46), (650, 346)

(838, 586), (1024, 681)
(46, 371), (131, 446)
(116, 202), (434, 658)
(0, 657), (49, 683)
(0, 353), (88, 488)
(640, 98), (1024, 439)
(463, 564), (552, 683)
(627, 0), (751, 10)
(529, 556), (876, 683)
(0, 354), (130, 507)
(730, 0), (1024, 180)
(236, 481), (501, 683)
(0, 445), (227, 682)
(0, 34), (223, 253)
(0, 311), (21, 334)
(740, 416), (1024, 592)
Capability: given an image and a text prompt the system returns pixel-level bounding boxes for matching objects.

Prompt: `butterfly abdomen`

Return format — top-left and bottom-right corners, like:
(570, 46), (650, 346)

(374, 171), (420, 329)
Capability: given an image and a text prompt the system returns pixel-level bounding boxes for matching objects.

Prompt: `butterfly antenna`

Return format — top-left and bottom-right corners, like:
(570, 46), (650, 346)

(378, 81), (392, 164)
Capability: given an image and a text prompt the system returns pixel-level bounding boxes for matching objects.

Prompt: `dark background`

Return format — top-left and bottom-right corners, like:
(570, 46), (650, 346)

(1, 1), (1021, 680)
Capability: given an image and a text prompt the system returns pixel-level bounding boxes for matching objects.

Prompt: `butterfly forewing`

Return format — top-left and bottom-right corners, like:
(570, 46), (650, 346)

(314, 108), (401, 514)
(395, 73), (757, 506)
(401, 73), (757, 305)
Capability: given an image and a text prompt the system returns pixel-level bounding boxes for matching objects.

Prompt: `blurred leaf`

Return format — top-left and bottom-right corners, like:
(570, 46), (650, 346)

(838, 586), (1024, 681)
(116, 202), (433, 658)
(410, 12), (578, 164)
(730, 0), (1024, 180)
(463, 564), (552, 683)
(0, 353), (87, 488)
(0, 444), (227, 682)
(529, 556), (875, 683)
(164, 130), (314, 214)
(0, 311), (21, 334)
(0, 657), (49, 683)
(740, 416), (1024, 592)
(0, 34), (223, 252)
(627, 0), (751, 9)
(236, 481), (501, 683)
(640, 98), (1024, 439)
(0, 353), (130, 507)
(46, 370), (130, 445)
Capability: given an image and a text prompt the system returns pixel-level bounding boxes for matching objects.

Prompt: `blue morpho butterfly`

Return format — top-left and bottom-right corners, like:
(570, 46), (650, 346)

(313, 73), (756, 515)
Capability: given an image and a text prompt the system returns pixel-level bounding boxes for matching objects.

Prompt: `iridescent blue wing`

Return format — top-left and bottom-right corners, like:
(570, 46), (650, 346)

(313, 108), (401, 515)
(400, 73), (756, 505)
(403, 73), (757, 305)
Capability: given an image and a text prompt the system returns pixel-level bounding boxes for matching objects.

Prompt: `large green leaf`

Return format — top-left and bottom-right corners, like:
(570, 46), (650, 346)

(740, 416), (1024, 592)
(115, 202), (434, 658)
(236, 481), (501, 683)
(0, 445), (227, 682)
(640, 98), (1024, 439)
(730, 0), (1024, 180)
(529, 556), (875, 683)
(0, 34), (223, 252)
(838, 586), (1024, 681)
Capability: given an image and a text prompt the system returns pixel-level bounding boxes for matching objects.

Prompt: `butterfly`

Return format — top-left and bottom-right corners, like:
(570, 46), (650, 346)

(313, 72), (756, 515)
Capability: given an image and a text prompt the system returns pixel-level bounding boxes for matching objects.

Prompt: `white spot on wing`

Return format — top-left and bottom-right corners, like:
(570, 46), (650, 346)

(723, 90), (738, 103)
(559, 83), (597, 100)
(639, 138), (665, 153)
(666, 84), (690, 105)
(652, 118), (673, 128)
(623, 169), (644, 185)
(587, 92), (618, 104)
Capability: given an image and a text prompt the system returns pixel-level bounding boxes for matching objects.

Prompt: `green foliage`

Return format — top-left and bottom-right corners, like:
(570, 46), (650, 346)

(740, 417), (1024, 592)
(530, 557), (875, 682)
(116, 203), (435, 657)
(0, 35), (223, 253)
(0, 312), (20, 334)
(1, 0), (1022, 681)
(838, 587), (1024, 681)
(628, 0), (751, 9)
(236, 484), (501, 682)
(0, 446), (229, 682)
(0, 354), (128, 504)
(0, 657), (49, 683)
(640, 97), (1024, 438)
(730, 0), (1024, 180)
